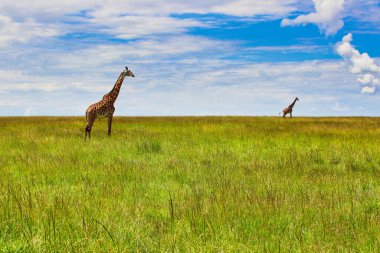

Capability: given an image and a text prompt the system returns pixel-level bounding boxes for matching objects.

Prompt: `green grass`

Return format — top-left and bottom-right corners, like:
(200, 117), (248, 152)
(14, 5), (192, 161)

(1, 116), (380, 252)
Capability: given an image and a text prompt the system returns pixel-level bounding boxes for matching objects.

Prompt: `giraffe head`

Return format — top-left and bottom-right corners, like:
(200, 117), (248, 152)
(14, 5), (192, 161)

(295, 97), (299, 101)
(123, 66), (135, 77)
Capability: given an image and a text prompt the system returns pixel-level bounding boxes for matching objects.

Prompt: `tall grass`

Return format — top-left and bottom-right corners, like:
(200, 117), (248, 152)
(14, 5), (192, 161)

(0, 116), (380, 251)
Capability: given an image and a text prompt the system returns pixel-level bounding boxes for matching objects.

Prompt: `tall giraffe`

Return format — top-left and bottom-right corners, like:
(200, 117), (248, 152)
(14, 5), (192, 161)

(281, 97), (299, 118)
(85, 66), (135, 140)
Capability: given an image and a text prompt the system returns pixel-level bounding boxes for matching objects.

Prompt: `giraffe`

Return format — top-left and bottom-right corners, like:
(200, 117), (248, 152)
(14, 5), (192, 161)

(281, 97), (299, 118)
(85, 66), (135, 140)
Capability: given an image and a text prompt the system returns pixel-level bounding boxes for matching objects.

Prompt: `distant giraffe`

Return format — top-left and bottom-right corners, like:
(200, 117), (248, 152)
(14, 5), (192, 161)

(85, 67), (135, 140)
(281, 97), (299, 118)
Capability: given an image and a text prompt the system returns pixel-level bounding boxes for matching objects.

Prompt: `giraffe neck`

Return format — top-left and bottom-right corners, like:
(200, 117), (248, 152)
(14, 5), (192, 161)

(289, 99), (297, 109)
(107, 73), (126, 103)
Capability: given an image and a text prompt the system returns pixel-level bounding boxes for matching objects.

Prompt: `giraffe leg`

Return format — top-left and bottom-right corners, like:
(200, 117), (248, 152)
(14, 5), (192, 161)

(108, 114), (113, 136)
(85, 125), (91, 141)
(283, 113), (286, 118)
(88, 123), (93, 140)
(290, 112), (293, 118)
(85, 117), (95, 141)
(85, 113), (88, 140)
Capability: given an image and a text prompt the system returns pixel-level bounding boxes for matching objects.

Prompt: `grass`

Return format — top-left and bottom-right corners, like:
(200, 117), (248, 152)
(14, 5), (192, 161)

(1, 116), (380, 252)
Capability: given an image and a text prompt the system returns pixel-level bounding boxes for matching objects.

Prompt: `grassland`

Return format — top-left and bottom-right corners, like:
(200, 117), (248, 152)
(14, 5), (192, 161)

(1, 116), (380, 252)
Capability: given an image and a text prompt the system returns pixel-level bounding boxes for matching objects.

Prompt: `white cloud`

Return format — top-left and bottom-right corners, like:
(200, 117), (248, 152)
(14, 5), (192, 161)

(350, 53), (380, 74)
(87, 15), (206, 40)
(361, 86), (376, 94)
(0, 69), (23, 80)
(357, 74), (380, 85)
(0, 15), (58, 47)
(246, 45), (329, 53)
(0, 0), (297, 18)
(1, 0), (379, 47)
(357, 74), (373, 84)
(0, 82), (70, 93)
(0, 34), (235, 96)
(281, 0), (345, 36)
(345, 0), (380, 31)
(54, 35), (233, 71)
(336, 33), (380, 94)
(84, 0), (294, 39)
(209, 0), (297, 17)
(0, 0), (299, 47)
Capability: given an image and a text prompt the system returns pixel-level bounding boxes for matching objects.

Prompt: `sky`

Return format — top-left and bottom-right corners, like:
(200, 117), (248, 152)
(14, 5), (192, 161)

(1, 0), (380, 116)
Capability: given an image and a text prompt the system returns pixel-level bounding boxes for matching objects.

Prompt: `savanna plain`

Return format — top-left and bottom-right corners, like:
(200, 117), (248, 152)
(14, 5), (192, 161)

(1, 116), (380, 252)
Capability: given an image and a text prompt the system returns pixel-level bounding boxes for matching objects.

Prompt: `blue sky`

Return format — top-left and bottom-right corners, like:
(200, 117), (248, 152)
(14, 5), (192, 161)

(0, 0), (380, 116)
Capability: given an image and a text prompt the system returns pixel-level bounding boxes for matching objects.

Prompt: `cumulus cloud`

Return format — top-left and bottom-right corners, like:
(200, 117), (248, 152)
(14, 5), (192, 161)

(336, 33), (380, 94)
(357, 74), (380, 85)
(281, 0), (345, 35)
(361, 86), (376, 94)
(336, 34), (380, 74)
